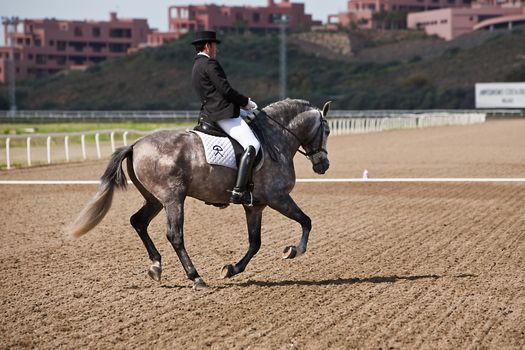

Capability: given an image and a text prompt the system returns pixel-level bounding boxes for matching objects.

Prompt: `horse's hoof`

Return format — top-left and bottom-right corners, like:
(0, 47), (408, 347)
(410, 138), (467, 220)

(148, 262), (162, 282)
(282, 246), (297, 259)
(220, 264), (236, 279)
(193, 277), (208, 290)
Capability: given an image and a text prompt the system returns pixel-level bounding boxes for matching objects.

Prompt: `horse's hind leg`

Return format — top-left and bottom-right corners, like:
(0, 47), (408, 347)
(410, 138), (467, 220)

(221, 205), (265, 279)
(127, 155), (164, 282)
(268, 194), (311, 259)
(130, 199), (163, 281)
(165, 199), (207, 290)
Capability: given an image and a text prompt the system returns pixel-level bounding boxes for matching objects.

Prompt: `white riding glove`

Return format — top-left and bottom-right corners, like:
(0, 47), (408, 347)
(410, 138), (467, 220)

(241, 98), (258, 121)
(244, 98), (258, 111)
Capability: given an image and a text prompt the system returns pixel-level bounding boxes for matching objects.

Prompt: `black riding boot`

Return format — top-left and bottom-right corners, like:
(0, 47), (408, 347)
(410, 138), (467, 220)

(230, 146), (256, 205)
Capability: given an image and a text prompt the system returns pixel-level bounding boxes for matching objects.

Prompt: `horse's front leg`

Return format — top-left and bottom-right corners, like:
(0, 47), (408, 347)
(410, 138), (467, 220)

(268, 194), (311, 259)
(221, 205), (265, 279)
(165, 200), (207, 290)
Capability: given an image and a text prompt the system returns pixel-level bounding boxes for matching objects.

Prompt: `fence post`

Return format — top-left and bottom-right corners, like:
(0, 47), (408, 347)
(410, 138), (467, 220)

(110, 131), (115, 153)
(6, 138), (10, 170)
(64, 135), (70, 162)
(46, 136), (52, 164)
(95, 133), (101, 159)
(123, 131), (129, 146)
(26, 137), (32, 166)
(81, 134), (87, 160)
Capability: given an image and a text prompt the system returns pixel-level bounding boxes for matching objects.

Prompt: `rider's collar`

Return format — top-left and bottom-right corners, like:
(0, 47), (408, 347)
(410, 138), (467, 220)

(198, 52), (210, 58)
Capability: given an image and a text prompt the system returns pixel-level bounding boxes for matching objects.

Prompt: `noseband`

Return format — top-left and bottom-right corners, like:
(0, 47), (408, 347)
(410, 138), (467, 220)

(264, 109), (328, 161)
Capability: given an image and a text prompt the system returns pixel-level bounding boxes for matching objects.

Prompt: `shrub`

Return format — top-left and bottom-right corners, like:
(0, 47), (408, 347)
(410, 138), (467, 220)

(504, 64), (525, 82)
(402, 74), (431, 90)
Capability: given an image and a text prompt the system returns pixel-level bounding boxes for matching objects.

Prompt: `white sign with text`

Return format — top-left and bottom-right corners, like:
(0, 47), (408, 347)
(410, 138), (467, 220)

(476, 82), (525, 108)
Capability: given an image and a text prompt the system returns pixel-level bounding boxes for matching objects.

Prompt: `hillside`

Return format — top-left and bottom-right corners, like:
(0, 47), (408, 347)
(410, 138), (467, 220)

(3, 28), (525, 110)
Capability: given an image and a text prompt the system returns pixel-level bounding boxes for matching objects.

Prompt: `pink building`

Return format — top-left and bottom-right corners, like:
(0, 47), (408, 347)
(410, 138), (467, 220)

(0, 12), (150, 83)
(407, 3), (525, 40)
(165, 0), (319, 37)
(328, 0), (470, 29)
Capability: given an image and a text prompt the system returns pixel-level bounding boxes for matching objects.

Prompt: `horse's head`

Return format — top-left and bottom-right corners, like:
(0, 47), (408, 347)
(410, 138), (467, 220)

(262, 99), (331, 174)
(301, 101), (331, 175)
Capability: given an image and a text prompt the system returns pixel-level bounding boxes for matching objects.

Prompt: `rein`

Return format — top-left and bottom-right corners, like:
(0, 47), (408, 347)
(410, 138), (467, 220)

(259, 109), (327, 158)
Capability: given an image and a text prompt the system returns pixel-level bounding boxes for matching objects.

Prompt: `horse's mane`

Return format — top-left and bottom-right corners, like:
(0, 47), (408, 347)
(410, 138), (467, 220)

(262, 99), (314, 123)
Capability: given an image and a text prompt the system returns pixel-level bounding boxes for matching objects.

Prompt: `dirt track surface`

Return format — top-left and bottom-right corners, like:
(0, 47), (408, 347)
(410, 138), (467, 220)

(1, 120), (524, 349)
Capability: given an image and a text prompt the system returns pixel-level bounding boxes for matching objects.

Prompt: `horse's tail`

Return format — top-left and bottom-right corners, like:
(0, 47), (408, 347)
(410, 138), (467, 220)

(68, 145), (133, 238)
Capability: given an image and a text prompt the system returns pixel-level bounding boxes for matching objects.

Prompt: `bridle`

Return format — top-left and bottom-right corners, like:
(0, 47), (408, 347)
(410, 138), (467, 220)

(263, 109), (328, 161)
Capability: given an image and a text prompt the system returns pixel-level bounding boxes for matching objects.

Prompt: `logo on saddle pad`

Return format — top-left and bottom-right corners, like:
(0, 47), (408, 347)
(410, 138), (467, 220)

(191, 130), (237, 169)
(212, 145), (224, 157)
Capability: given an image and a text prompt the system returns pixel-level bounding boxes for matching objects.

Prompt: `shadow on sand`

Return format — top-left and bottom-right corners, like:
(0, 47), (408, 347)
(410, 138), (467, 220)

(157, 273), (477, 290)
(230, 273), (477, 288)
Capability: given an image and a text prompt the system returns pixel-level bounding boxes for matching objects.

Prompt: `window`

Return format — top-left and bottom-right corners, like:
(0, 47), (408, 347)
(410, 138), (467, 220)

(28, 54), (33, 60)
(92, 27), (101, 37)
(90, 42), (106, 52)
(57, 41), (66, 51)
(108, 43), (130, 53)
(69, 56), (86, 65)
(36, 54), (46, 64)
(253, 13), (260, 23)
(49, 40), (55, 46)
(74, 27), (83, 37)
(35, 39), (42, 47)
(69, 41), (86, 52)
(109, 28), (132, 38)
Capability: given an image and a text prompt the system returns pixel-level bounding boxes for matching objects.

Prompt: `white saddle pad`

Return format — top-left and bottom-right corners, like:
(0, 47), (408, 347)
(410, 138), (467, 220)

(191, 130), (237, 169)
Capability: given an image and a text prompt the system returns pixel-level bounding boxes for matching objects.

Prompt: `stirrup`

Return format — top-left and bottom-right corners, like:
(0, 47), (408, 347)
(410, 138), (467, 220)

(230, 190), (254, 206)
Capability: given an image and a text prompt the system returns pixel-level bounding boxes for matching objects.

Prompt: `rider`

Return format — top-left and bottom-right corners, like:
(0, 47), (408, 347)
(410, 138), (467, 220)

(191, 30), (261, 205)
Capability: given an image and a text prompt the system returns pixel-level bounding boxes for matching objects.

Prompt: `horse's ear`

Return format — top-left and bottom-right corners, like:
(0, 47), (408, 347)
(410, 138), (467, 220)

(322, 101), (332, 117)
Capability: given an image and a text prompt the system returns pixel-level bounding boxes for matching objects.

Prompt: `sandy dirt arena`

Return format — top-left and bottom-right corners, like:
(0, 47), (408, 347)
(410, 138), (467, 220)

(1, 119), (524, 349)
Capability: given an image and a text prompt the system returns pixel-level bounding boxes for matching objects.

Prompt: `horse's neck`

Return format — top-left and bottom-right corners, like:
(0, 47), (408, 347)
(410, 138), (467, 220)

(265, 109), (315, 158)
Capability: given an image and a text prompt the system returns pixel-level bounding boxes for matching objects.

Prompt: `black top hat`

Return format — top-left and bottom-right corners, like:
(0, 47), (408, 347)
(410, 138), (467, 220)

(191, 31), (221, 45)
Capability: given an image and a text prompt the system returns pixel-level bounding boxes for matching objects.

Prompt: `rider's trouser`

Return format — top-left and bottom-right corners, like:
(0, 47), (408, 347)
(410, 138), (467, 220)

(216, 116), (260, 154)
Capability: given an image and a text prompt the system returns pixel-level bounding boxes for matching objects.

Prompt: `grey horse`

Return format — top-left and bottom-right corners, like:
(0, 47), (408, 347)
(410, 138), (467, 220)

(68, 99), (331, 289)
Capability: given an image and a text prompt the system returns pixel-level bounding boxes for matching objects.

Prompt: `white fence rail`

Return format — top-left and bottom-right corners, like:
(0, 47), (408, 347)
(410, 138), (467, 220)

(327, 112), (486, 136)
(0, 113), (486, 170)
(0, 129), (152, 170)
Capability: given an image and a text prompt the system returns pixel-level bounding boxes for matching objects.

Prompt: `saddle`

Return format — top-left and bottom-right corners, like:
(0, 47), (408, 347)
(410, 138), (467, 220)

(193, 117), (264, 167)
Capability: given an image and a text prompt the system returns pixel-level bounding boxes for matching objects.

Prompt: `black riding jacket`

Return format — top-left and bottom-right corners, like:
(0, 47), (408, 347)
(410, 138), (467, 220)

(191, 54), (249, 122)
